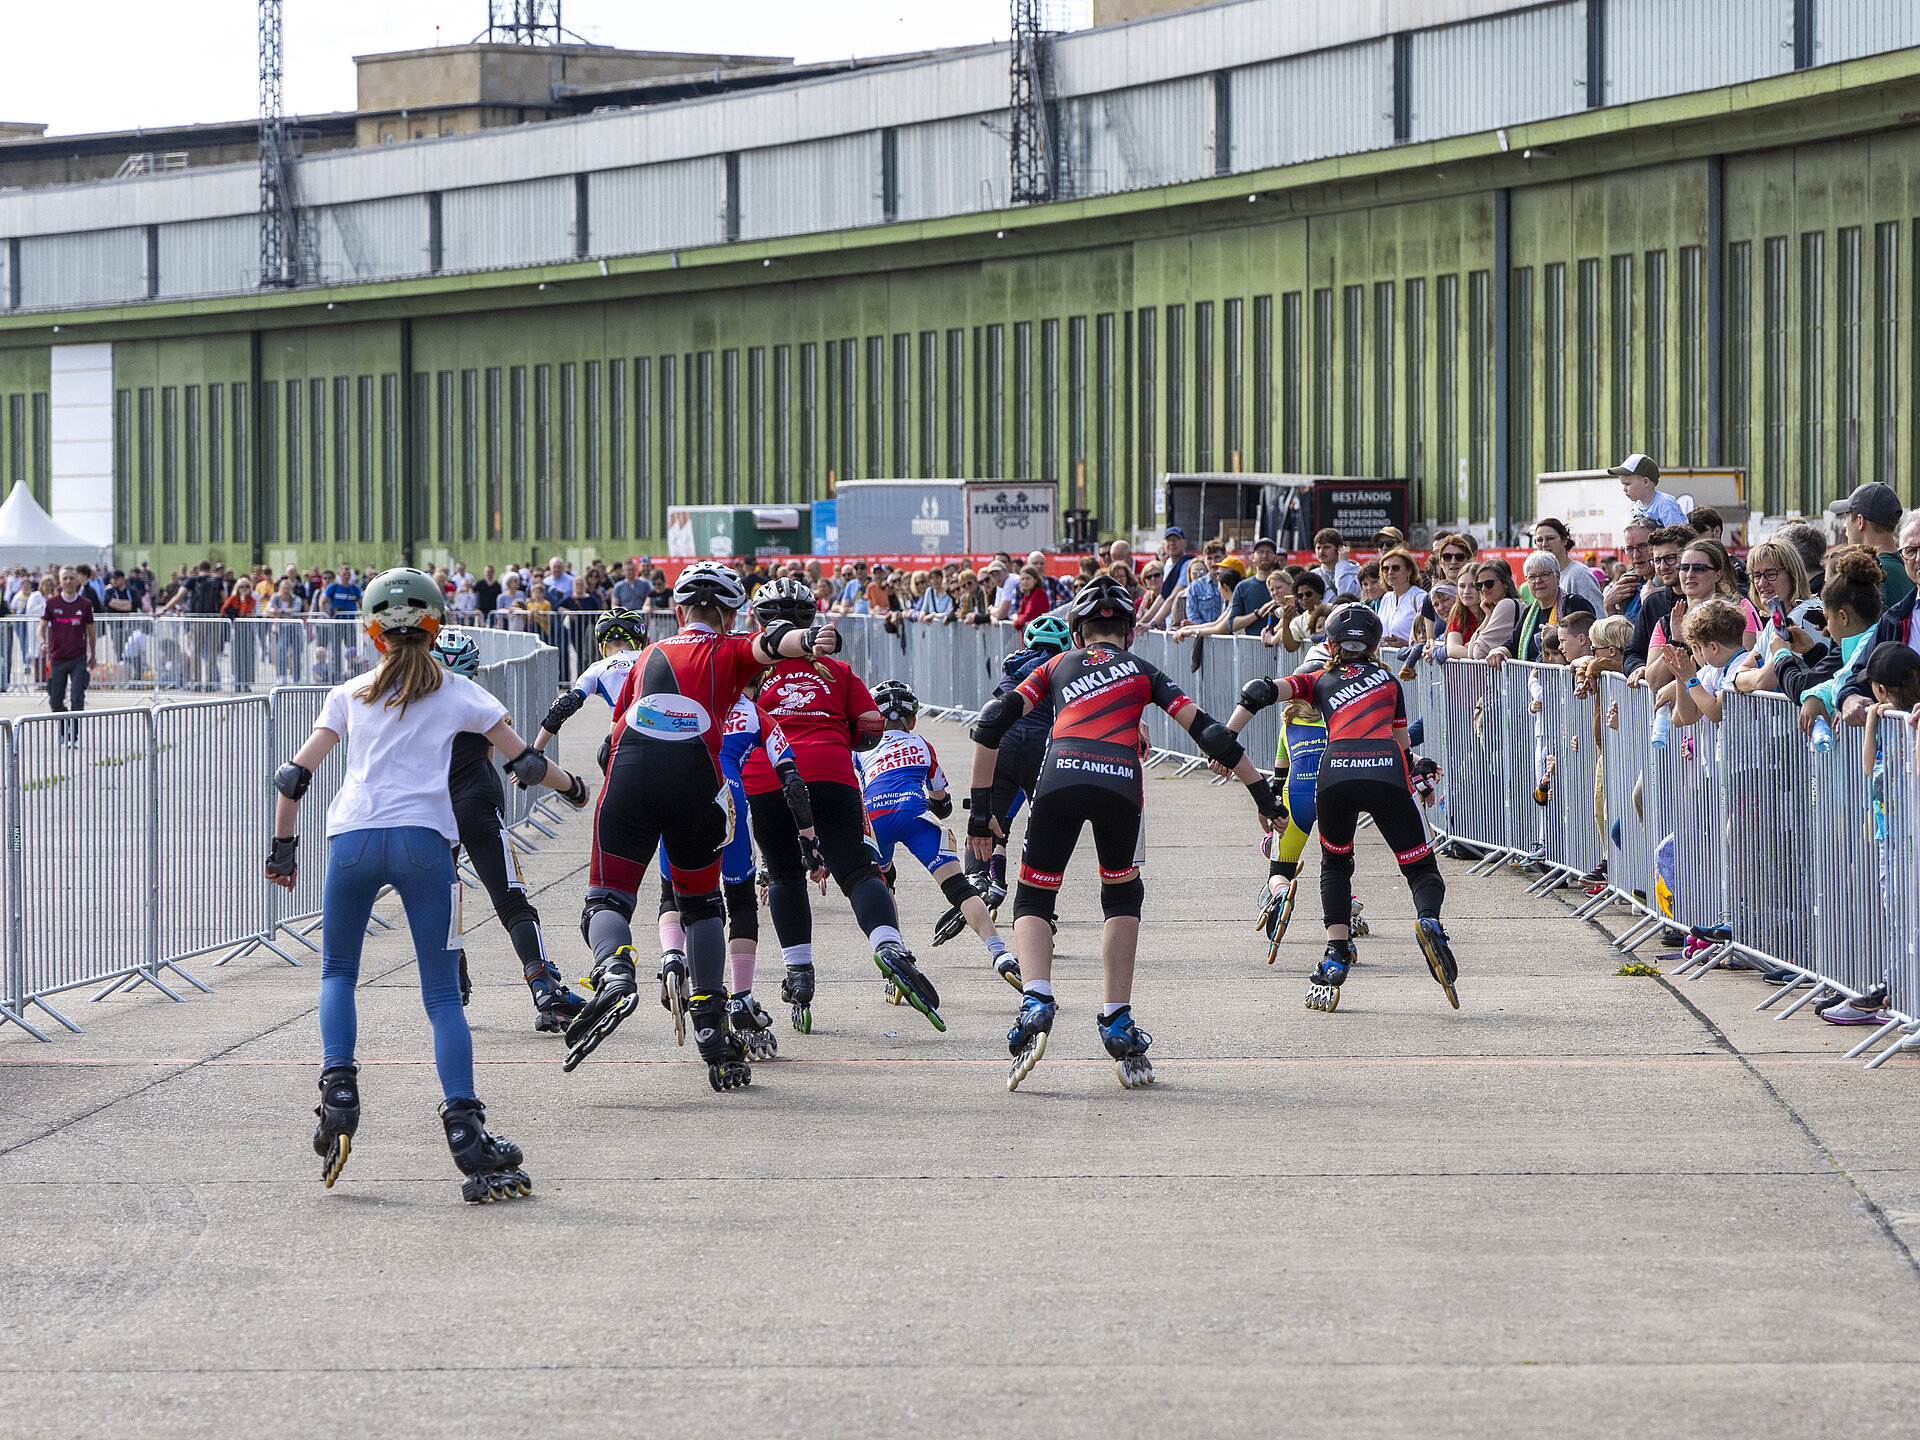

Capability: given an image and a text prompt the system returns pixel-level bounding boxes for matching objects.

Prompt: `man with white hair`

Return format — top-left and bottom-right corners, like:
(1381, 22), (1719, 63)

(1834, 509), (1920, 724)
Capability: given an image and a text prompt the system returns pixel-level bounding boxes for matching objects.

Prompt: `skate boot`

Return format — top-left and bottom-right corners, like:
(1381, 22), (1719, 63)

(727, 992), (779, 1061)
(657, 949), (690, 1047)
(931, 901), (970, 948)
(1256, 877), (1296, 963)
(562, 947), (640, 1072)
(985, 871), (1009, 917)
(1306, 941), (1353, 1013)
(873, 941), (945, 1032)
(1005, 992), (1056, 1091)
(1416, 918), (1461, 1009)
(457, 950), (472, 1007)
(994, 951), (1024, 991)
(781, 964), (816, 1034)
(1349, 899), (1370, 939)
(312, 1063), (360, 1189)
(526, 960), (586, 1034)
(690, 992), (752, 1091)
(1098, 1006), (1156, 1089)
(439, 1096), (532, 1203)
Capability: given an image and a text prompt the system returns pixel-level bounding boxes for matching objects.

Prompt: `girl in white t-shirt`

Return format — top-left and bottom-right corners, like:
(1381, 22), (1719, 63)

(265, 567), (581, 1204)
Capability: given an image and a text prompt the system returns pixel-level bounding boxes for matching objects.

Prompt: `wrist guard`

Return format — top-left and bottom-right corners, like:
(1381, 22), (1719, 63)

(927, 791), (953, 820)
(562, 773), (589, 810)
(967, 788), (996, 837)
(266, 835), (299, 876)
(1245, 776), (1284, 822)
(504, 748), (549, 789)
(1237, 676), (1281, 714)
(776, 758), (815, 829)
(798, 833), (825, 874)
(274, 761), (312, 800)
(1190, 707), (1246, 769)
(541, 688), (586, 735)
(758, 619), (800, 658)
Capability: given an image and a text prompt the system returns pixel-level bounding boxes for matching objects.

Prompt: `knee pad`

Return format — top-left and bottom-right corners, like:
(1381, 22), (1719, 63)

(834, 859), (881, 900)
(1011, 882), (1058, 925)
(939, 871), (978, 908)
(677, 887), (726, 930)
(579, 886), (635, 946)
(1100, 874), (1145, 920)
(723, 880), (759, 944)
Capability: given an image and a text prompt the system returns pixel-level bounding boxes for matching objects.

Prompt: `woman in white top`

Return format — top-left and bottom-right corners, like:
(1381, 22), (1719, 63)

(265, 568), (581, 1205)
(1374, 546), (1430, 646)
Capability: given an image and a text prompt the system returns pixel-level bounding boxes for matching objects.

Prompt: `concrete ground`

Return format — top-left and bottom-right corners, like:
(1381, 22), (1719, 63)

(1, 716), (1916, 1439)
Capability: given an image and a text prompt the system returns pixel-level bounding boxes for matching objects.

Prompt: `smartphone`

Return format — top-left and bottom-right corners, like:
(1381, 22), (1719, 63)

(1771, 599), (1788, 630)
(1803, 606), (1826, 630)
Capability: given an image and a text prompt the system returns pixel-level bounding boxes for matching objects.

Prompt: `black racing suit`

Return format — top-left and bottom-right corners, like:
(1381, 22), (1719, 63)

(449, 732), (553, 991)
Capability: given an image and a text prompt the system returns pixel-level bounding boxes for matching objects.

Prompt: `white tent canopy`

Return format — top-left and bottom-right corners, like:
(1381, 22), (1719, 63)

(0, 482), (107, 570)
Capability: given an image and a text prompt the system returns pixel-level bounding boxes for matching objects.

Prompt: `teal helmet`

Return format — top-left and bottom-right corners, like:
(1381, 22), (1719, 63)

(1023, 613), (1072, 653)
(431, 629), (481, 677)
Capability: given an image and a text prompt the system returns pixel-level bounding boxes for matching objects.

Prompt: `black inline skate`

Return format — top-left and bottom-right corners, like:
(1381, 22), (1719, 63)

(312, 1063), (359, 1189)
(994, 952), (1023, 991)
(1306, 940), (1352, 1013)
(526, 959), (586, 1034)
(874, 941), (945, 1032)
(657, 948), (690, 1046)
(1098, 1006), (1155, 1088)
(690, 992), (752, 1091)
(781, 963), (816, 1034)
(563, 947), (640, 1072)
(1416, 918), (1460, 1009)
(1006, 992), (1056, 1091)
(728, 992), (779, 1061)
(1349, 899), (1370, 940)
(931, 900), (970, 948)
(1256, 877), (1296, 964)
(440, 1096), (532, 1203)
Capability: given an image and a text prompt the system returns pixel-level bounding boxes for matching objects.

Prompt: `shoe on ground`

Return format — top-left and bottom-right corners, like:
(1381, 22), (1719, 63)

(1818, 1000), (1889, 1026)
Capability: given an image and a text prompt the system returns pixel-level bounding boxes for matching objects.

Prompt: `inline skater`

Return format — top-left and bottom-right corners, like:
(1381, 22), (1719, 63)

(432, 629), (589, 1034)
(945, 612), (1072, 929)
(740, 580), (946, 1034)
(531, 607), (648, 773)
(563, 562), (837, 1090)
(266, 567), (582, 1203)
(859, 678), (1020, 990)
(1226, 603), (1454, 1014)
(969, 576), (1283, 1091)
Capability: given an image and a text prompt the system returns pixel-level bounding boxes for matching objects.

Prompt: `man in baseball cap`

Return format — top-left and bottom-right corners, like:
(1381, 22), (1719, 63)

(1372, 525), (1407, 550)
(1608, 453), (1689, 530)
(1829, 481), (1915, 605)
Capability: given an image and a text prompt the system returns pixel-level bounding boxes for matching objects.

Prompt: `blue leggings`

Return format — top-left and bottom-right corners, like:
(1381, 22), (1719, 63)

(319, 827), (474, 1101)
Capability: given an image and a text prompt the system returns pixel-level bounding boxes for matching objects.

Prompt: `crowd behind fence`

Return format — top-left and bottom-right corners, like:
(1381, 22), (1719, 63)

(0, 628), (562, 1043)
(3, 613), (1914, 1073)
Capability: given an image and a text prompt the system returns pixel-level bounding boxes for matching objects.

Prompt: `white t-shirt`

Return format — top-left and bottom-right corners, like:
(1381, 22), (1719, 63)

(316, 671), (510, 840)
(1376, 584), (1429, 644)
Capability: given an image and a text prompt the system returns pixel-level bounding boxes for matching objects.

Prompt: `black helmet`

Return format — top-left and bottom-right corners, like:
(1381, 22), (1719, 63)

(594, 607), (647, 650)
(750, 577), (816, 629)
(1325, 602), (1383, 656)
(1067, 576), (1136, 636)
(871, 679), (918, 723)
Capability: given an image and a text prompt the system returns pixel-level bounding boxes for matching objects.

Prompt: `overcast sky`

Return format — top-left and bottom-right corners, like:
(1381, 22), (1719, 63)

(3, 1), (1018, 137)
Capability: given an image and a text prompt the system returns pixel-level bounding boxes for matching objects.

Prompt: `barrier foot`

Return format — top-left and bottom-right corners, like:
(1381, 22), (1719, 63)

(275, 922), (321, 954)
(1574, 886), (1619, 920)
(521, 815), (560, 840)
(249, 938), (304, 968)
(507, 829), (539, 855)
(0, 1004), (53, 1042)
(90, 972), (139, 1002)
(1844, 1017), (1905, 1061)
(108, 967), (187, 1004)
(1610, 914), (1664, 953)
(1173, 756), (1207, 777)
(1687, 943), (1737, 980)
(1467, 848), (1509, 877)
(1775, 982), (1833, 1020)
(1754, 974), (1812, 1010)
(1525, 863), (1579, 897)
(28, 995), (82, 1034)
(1863, 1027), (1920, 1070)
(209, 940), (259, 968)
(160, 958), (214, 995)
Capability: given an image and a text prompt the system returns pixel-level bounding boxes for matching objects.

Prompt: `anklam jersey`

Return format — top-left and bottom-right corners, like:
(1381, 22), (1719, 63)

(1013, 642), (1191, 804)
(1276, 659), (1409, 791)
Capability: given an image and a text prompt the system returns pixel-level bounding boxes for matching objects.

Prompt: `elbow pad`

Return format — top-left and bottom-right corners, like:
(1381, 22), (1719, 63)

(541, 688), (587, 735)
(776, 758), (815, 830)
(757, 619), (800, 658)
(504, 748), (549, 789)
(274, 761), (312, 800)
(969, 692), (1022, 748)
(1237, 676), (1281, 714)
(927, 791), (953, 820)
(1189, 707), (1246, 769)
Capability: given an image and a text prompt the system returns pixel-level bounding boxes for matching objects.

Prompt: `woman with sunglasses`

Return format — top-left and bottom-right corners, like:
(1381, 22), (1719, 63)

(1452, 561), (1520, 660)
(1642, 538), (1758, 690)
(1426, 532), (1477, 592)
(1374, 546), (1429, 648)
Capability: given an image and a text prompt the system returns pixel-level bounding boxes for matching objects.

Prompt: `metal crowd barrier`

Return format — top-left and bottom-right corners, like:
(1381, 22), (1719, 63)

(0, 629), (568, 1044)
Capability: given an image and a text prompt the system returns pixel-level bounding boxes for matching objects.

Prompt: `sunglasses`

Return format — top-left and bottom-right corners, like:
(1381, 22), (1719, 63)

(1475, 579), (1503, 591)
(1441, 551), (1470, 562)
(1676, 562), (1719, 575)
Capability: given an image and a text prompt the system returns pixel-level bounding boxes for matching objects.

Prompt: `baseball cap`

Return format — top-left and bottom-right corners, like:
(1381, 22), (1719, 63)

(1164, 526), (1185, 539)
(1828, 481), (1903, 530)
(1864, 640), (1920, 691)
(1372, 526), (1407, 548)
(1251, 535), (1277, 552)
(1219, 556), (1248, 577)
(1608, 453), (1660, 482)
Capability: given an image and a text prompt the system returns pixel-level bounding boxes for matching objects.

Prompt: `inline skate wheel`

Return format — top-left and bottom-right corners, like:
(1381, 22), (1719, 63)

(791, 1004), (811, 1035)
(1115, 1056), (1156, 1089)
(1305, 981), (1341, 1013)
(461, 1168), (533, 1203)
(320, 1134), (350, 1189)
(1007, 1030), (1048, 1092)
(742, 1029), (778, 1061)
(708, 1059), (753, 1092)
(995, 954), (1024, 991)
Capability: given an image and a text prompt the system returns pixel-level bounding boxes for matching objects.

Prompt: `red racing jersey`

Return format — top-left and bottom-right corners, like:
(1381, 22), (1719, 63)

(740, 656), (877, 794)
(1280, 659), (1409, 790)
(612, 623), (766, 767)
(1014, 642), (1191, 803)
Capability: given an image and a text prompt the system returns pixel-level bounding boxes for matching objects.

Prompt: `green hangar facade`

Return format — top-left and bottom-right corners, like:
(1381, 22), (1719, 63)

(2, 0), (1919, 574)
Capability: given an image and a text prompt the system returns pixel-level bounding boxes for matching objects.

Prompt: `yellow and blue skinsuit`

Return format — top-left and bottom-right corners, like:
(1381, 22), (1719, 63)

(1268, 705), (1328, 881)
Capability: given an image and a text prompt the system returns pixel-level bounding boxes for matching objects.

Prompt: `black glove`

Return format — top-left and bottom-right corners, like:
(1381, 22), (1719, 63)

(927, 791), (953, 820)
(967, 787), (996, 837)
(266, 835), (299, 878)
(1246, 776), (1284, 823)
(596, 732), (613, 775)
(799, 833), (825, 876)
(562, 772), (589, 810)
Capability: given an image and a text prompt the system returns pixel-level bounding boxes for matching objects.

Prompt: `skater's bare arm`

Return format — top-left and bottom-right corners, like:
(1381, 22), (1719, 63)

(267, 729), (339, 888)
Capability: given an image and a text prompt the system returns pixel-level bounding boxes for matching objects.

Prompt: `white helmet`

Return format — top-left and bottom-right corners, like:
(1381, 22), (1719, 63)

(672, 561), (748, 612)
